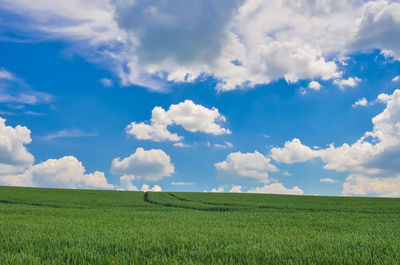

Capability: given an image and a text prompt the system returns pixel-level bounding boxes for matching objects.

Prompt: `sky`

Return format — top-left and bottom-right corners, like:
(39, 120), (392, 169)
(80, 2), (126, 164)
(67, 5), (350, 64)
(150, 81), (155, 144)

(0, 0), (400, 196)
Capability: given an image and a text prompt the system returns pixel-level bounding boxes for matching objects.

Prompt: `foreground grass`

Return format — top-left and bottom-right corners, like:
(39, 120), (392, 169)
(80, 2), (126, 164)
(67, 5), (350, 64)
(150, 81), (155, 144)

(0, 186), (399, 264)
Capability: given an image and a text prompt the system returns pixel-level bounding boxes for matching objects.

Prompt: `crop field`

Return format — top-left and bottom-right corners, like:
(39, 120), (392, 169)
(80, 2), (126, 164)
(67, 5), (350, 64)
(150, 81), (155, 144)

(0, 186), (399, 264)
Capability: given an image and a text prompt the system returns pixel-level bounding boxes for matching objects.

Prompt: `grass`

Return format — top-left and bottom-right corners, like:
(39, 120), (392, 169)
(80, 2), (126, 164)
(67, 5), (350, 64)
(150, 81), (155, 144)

(0, 186), (399, 264)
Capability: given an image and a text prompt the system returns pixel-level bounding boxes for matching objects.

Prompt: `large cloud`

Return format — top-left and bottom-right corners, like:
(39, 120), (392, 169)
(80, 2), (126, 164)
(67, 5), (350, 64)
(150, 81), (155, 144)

(0, 116), (113, 189)
(1, 156), (114, 189)
(2, 0), (400, 91)
(270, 89), (400, 196)
(0, 117), (34, 174)
(29, 157), (112, 189)
(126, 100), (230, 142)
(111, 147), (174, 181)
(215, 151), (278, 183)
(352, 1), (400, 60)
(0, 0), (121, 47)
(342, 175), (400, 197)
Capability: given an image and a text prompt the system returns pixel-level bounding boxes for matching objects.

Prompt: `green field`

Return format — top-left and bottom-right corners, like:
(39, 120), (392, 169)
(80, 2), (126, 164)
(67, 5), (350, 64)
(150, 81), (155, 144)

(0, 186), (399, 264)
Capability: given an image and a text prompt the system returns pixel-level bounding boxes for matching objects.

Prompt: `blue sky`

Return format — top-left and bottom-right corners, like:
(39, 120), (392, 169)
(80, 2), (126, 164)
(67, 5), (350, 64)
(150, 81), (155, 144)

(1, 0), (400, 196)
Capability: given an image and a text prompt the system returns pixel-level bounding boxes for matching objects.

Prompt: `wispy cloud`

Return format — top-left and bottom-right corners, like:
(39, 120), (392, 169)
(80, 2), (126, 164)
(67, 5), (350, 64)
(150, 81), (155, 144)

(0, 91), (52, 105)
(43, 129), (98, 140)
(173, 142), (191, 148)
(0, 67), (53, 105)
(0, 68), (17, 81)
(214, 141), (233, 149)
(320, 178), (338, 183)
(99, 78), (113, 87)
(170, 182), (195, 186)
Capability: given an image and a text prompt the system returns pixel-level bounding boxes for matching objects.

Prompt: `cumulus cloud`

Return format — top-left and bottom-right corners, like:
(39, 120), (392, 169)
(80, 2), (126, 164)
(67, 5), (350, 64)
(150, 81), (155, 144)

(0, 116), (114, 189)
(376, 93), (392, 104)
(334, 77), (361, 89)
(270, 89), (400, 196)
(0, 117), (34, 174)
(126, 107), (181, 142)
(141, 184), (162, 192)
(342, 175), (400, 197)
(28, 156), (113, 189)
(215, 151), (278, 183)
(111, 147), (174, 181)
(3, 1), (400, 91)
(352, 1), (400, 60)
(247, 183), (304, 195)
(352, 97), (369, 108)
(229, 185), (242, 193)
(210, 187), (224, 193)
(308, 81), (322, 91)
(1, 155), (113, 189)
(270, 138), (319, 164)
(118, 175), (137, 191)
(126, 100), (230, 142)
(393, 76), (400, 82)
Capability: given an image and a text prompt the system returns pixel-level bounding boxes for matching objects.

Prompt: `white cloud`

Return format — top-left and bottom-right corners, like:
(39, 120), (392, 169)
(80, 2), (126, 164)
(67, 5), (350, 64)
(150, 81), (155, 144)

(342, 175), (400, 197)
(393, 76), (400, 82)
(211, 187), (224, 193)
(270, 138), (319, 164)
(229, 185), (242, 193)
(126, 100), (230, 142)
(0, 68), (17, 81)
(141, 184), (162, 192)
(99, 78), (113, 87)
(4, 1), (400, 91)
(334, 77), (361, 89)
(215, 151), (278, 183)
(170, 182), (194, 186)
(29, 156), (113, 189)
(0, 0), (122, 48)
(1, 156), (114, 189)
(43, 129), (98, 140)
(352, 97), (369, 108)
(0, 117), (34, 174)
(320, 178), (337, 183)
(0, 92), (52, 105)
(308, 81), (322, 91)
(376, 93), (392, 104)
(0, 68), (53, 105)
(214, 141), (233, 149)
(111, 147), (174, 181)
(118, 175), (137, 191)
(166, 100), (230, 135)
(173, 142), (190, 148)
(270, 89), (400, 197)
(352, 1), (400, 60)
(0, 116), (113, 189)
(247, 183), (303, 195)
(126, 107), (181, 142)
